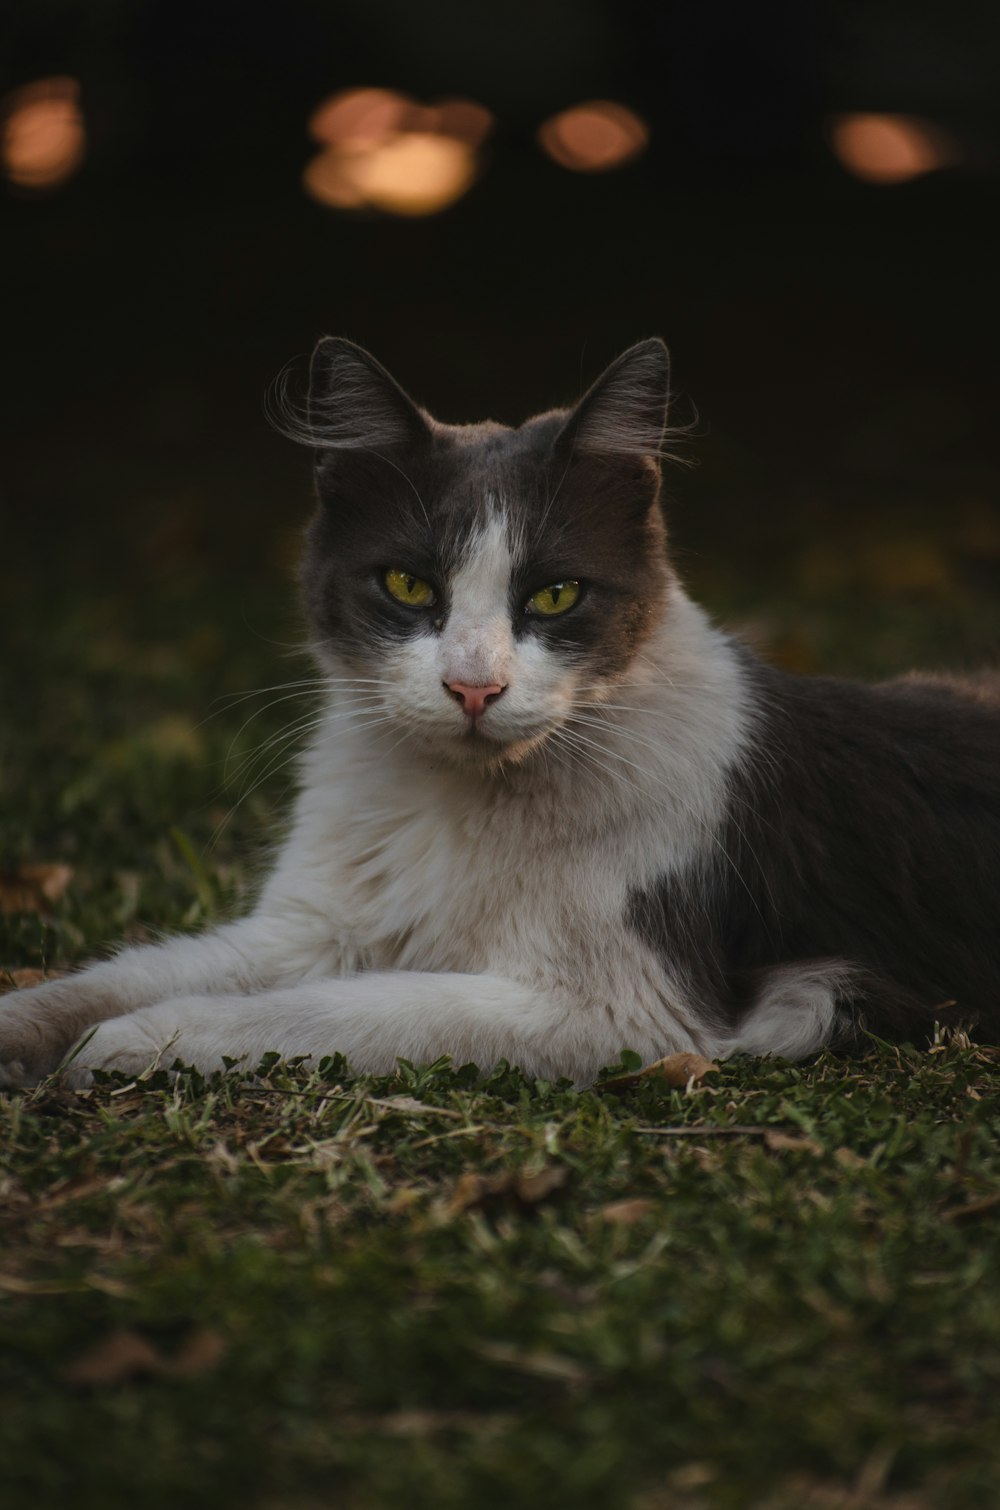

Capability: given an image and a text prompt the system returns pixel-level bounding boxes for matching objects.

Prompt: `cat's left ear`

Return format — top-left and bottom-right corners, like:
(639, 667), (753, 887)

(560, 338), (671, 465)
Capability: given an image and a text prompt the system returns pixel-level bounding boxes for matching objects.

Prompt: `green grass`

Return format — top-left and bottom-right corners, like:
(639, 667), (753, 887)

(3, 535), (1000, 1510)
(2, 1047), (1000, 1509)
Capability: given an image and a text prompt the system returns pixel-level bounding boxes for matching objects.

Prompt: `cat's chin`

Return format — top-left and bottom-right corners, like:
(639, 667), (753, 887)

(421, 722), (554, 773)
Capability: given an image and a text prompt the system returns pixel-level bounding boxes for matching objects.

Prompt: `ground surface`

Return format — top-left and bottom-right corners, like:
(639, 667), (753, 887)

(2, 541), (1000, 1509)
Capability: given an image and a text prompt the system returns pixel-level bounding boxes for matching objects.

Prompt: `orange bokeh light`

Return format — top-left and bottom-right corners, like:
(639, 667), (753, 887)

(302, 150), (370, 209)
(309, 88), (410, 148)
(829, 113), (959, 185)
(303, 87), (493, 217)
(538, 101), (649, 173)
(348, 133), (477, 216)
(2, 77), (85, 190)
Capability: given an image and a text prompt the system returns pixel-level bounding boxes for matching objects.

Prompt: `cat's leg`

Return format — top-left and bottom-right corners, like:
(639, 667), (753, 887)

(60, 972), (695, 1087)
(0, 909), (338, 1086)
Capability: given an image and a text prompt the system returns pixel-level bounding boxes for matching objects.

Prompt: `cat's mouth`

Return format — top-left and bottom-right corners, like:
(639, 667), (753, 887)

(438, 713), (559, 770)
(387, 686), (571, 769)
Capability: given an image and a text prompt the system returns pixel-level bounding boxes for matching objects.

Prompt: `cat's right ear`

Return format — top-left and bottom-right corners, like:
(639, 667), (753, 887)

(560, 338), (671, 464)
(307, 338), (430, 453)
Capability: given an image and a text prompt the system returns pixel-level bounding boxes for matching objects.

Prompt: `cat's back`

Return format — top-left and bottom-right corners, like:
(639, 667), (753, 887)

(712, 653), (1000, 1029)
(754, 658), (1000, 800)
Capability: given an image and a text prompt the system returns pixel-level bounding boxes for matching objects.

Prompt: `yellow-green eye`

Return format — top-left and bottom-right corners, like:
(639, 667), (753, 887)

(527, 580), (581, 617)
(384, 568), (436, 608)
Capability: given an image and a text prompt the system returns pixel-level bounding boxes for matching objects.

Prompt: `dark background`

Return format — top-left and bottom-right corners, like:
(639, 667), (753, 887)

(3, 0), (999, 672)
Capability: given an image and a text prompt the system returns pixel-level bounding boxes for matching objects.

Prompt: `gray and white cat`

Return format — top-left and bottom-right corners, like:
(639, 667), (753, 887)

(2, 337), (998, 1088)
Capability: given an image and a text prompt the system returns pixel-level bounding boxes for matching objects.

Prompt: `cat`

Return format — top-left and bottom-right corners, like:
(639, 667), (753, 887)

(2, 336), (999, 1090)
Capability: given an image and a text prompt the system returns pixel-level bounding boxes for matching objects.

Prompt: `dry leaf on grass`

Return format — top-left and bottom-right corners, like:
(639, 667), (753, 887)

(763, 1129), (824, 1157)
(598, 1052), (718, 1094)
(61, 1327), (226, 1386)
(448, 1164), (568, 1215)
(0, 864), (74, 916)
(61, 1331), (162, 1385)
(170, 1328), (228, 1375)
(598, 1197), (656, 1226)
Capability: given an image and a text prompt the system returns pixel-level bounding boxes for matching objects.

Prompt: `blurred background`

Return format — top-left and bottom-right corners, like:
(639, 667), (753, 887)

(4, 0), (1000, 646)
(2, 0), (1000, 952)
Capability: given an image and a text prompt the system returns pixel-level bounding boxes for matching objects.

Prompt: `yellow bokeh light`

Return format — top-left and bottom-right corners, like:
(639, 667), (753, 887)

(304, 134), (476, 216)
(2, 77), (85, 190)
(537, 101), (649, 173)
(829, 113), (959, 185)
(349, 132), (476, 216)
(303, 87), (493, 217)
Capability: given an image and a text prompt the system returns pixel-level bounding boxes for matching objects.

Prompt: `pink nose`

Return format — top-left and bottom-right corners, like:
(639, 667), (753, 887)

(445, 682), (507, 718)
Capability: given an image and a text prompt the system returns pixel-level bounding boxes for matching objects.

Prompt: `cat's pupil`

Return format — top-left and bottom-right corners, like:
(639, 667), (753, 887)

(406, 575), (416, 594)
(549, 586), (560, 605)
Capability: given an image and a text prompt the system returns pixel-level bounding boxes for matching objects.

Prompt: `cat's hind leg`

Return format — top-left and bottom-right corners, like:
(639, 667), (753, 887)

(724, 959), (857, 1059)
(724, 957), (955, 1060)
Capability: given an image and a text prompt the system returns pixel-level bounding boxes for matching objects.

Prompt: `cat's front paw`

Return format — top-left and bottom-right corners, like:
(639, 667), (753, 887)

(0, 980), (105, 1087)
(61, 999), (239, 1087)
(59, 1011), (178, 1088)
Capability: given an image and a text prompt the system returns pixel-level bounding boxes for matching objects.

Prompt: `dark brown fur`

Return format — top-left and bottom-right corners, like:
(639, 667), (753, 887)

(632, 658), (1000, 1045)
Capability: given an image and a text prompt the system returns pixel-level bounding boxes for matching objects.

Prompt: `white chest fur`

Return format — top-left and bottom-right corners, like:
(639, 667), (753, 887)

(274, 728), (633, 978)
(261, 594), (749, 1050)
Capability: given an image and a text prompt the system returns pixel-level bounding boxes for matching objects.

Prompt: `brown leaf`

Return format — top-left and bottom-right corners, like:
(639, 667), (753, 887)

(61, 1327), (226, 1386)
(0, 863), (74, 916)
(598, 1197), (655, 1226)
(1, 966), (68, 993)
(61, 1331), (163, 1385)
(763, 1129), (824, 1157)
(515, 1167), (569, 1204)
(448, 1164), (569, 1215)
(169, 1328), (228, 1376)
(598, 1052), (719, 1094)
(834, 1146), (868, 1169)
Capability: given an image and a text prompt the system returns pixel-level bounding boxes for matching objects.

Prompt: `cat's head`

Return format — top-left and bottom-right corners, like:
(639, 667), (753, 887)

(295, 338), (676, 768)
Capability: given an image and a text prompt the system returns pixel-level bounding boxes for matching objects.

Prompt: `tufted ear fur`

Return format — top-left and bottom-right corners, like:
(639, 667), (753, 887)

(560, 338), (671, 464)
(306, 338), (431, 453)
